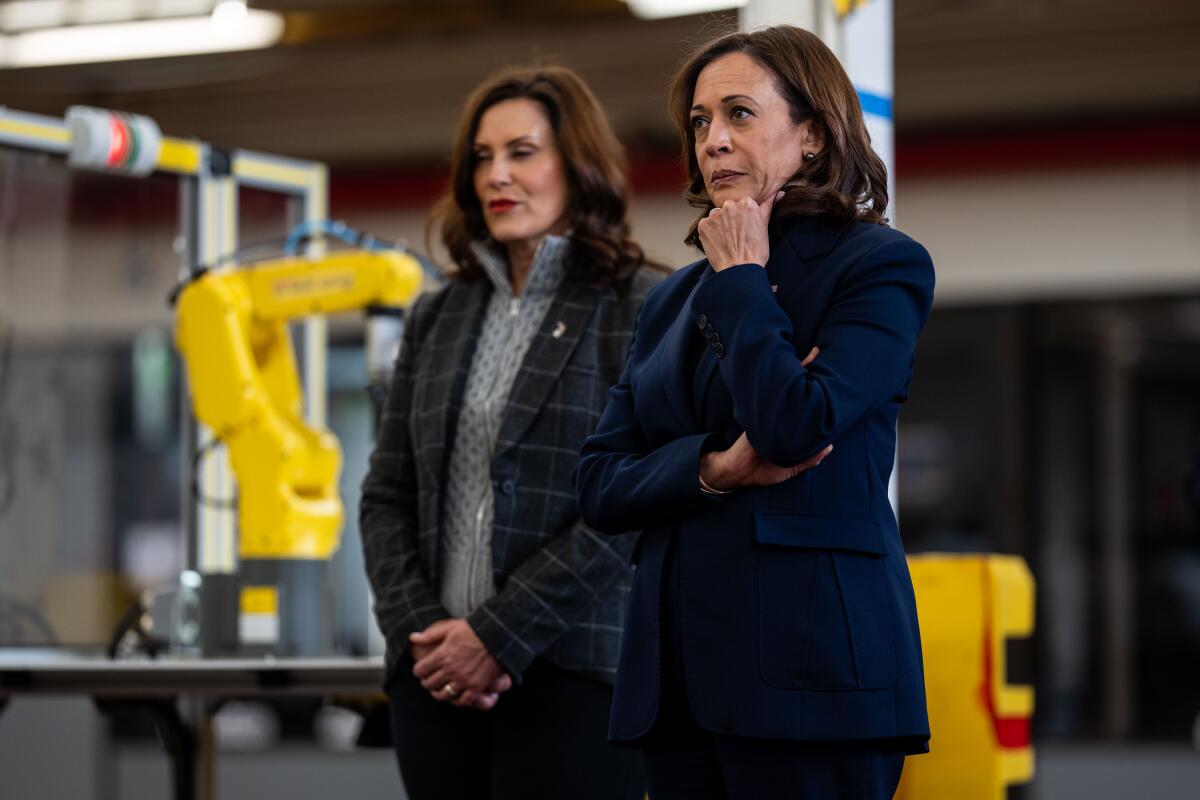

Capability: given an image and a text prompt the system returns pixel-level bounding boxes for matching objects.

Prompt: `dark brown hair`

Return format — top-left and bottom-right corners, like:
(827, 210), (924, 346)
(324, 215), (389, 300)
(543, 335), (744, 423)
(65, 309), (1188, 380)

(670, 25), (890, 248)
(429, 65), (651, 284)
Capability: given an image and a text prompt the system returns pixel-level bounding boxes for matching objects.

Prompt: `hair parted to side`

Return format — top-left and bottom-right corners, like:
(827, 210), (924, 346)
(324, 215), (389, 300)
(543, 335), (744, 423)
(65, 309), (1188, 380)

(670, 25), (890, 249)
(429, 65), (654, 285)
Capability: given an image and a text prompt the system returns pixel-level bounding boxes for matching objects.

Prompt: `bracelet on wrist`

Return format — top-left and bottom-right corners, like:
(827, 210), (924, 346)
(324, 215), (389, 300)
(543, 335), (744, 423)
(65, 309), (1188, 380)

(699, 472), (732, 496)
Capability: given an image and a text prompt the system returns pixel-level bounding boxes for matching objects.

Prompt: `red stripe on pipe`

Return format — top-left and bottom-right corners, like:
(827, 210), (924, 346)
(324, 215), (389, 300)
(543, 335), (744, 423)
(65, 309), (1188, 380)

(106, 116), (130, 169)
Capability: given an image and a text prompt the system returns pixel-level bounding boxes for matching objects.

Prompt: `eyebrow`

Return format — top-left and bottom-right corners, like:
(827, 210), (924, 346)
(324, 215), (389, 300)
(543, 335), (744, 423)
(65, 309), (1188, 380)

(474, 135), (539, 150)
(691, 94), (756, 112)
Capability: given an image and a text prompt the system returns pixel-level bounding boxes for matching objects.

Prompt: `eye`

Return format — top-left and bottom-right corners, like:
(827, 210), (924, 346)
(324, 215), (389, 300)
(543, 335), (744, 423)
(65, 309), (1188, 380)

(511, 148), (535, 159)
(690, 116), (708, 131)
(730, 106), (753, 121)
(473, 151), (492, 164)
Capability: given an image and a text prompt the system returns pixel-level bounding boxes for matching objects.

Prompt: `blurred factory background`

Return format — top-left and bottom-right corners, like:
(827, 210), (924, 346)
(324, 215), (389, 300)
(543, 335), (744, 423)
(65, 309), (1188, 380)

(1, 0), (1199, 798)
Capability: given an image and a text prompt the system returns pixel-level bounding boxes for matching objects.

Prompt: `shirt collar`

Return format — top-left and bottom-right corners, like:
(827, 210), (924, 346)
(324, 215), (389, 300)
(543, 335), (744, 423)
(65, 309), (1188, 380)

(469, 235), (570, 301)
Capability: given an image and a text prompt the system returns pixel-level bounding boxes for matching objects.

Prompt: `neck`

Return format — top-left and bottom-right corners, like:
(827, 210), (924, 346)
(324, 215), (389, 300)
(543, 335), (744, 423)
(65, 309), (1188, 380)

(505, 237), (542, 297)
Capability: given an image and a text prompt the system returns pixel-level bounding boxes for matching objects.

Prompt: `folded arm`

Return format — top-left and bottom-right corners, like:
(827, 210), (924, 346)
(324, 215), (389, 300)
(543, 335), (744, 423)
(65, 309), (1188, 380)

(692, 238), (935, 467)
(573, 297), (728, 535)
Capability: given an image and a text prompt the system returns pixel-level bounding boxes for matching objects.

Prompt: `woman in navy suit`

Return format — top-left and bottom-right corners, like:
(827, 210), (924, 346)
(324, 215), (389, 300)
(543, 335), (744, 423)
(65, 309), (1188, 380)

(574, 25), (934, 799)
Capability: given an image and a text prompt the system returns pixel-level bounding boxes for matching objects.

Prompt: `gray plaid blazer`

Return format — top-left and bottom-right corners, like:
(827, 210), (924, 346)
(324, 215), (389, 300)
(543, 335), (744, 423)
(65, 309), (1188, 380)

(361, 265), (661, 686)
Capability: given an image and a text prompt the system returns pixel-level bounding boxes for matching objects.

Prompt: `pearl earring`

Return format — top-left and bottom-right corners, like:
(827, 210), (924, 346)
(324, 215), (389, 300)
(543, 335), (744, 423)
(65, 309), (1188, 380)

(803, 152), (817, 162)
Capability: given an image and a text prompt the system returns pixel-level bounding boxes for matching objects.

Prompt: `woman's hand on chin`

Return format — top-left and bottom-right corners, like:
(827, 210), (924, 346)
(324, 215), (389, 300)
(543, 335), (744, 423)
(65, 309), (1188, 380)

(697, 190), (783, 271)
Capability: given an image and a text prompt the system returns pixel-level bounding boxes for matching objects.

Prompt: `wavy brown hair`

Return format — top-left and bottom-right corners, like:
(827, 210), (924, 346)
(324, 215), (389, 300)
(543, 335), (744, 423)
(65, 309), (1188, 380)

(429, 65), (653, 285)
(670, 25), (890, 249)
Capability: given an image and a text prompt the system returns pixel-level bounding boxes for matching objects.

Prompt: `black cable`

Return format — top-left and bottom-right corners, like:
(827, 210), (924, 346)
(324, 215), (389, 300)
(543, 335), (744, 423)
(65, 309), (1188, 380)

(191, 435), (238, 511)
(223, 234), (295, 266)
(166, 234), (294, 307)
(167, 230), (443, 307)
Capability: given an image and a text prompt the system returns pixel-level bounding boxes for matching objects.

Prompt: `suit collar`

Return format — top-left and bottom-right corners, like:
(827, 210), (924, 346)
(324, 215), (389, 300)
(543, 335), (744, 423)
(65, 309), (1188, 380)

(493, 277), (599, 457)
(414, 267), (601, 470)
(762, 214), (853, 298)
(770, 213), (851, 263)
(469, 234), (570, 301)
(664, 219), (846, 437)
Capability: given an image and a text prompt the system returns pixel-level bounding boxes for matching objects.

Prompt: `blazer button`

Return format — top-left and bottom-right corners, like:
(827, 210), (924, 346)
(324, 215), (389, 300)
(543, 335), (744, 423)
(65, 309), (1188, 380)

(697, 314), (708, 329)
(714, 343), (725, 358)
(500, 479), (515, 496)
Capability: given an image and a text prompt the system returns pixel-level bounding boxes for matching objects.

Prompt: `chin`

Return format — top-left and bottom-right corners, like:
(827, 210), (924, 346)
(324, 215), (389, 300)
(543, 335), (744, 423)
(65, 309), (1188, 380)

(485, 223), (526, 244)
(709, 187), (751, 207)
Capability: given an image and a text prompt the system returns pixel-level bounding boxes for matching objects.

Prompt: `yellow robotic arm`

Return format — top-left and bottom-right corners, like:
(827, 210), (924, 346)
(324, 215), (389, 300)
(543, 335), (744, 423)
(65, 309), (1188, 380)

(174, 249), (422, 560)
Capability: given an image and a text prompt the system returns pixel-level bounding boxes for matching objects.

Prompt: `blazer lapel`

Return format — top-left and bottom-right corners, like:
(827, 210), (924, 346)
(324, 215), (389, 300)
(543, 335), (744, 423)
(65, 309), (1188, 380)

(767, 214), (851, 308)
(493, 279), (600, 457)
(655, 264), (715, 434)
(685, 219), (847, 432)
(411, 277), (488, 484)
(691, 344), (720, 423)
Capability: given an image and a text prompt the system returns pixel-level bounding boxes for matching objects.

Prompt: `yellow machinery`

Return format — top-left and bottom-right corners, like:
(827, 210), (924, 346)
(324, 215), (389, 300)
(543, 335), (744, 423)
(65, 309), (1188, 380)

(897, 554), (1036, 800)
(174, 248), (422, 561)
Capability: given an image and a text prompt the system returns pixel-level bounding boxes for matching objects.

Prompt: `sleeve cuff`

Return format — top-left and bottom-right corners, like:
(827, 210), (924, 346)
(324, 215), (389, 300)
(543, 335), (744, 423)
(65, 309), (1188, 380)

(384, 600), (450, 661)
(466, 605), (539, 684)
(692, 263), (776, 322)
(695, 431), (733, 502)
(665, 431), (733, 506)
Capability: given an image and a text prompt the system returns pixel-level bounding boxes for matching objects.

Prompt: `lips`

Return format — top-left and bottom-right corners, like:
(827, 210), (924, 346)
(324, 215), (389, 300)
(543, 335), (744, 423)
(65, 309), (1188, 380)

(710, 169), (743, 186)
(488, 199), (518, 212)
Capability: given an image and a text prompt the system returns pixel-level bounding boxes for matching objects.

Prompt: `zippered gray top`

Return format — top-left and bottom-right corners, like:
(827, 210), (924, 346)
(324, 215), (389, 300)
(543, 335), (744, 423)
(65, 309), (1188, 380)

(437, 235), (570, 618)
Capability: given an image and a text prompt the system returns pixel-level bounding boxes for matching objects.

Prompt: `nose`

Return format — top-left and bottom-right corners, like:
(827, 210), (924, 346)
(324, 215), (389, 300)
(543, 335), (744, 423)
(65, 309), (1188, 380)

(484, 156), (512, 188)
(703, 118), (733, 159)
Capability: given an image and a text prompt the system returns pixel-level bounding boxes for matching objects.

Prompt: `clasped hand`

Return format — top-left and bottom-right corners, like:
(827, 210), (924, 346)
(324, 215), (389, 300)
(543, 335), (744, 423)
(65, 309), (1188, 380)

(697, 190), (784, 272)
(410, 619), (512, 711)
(699, 347), (832, 491)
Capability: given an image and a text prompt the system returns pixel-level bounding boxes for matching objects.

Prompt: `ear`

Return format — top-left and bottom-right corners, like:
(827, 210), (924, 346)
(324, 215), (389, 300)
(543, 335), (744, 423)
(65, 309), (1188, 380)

(799, 119), (825, 154)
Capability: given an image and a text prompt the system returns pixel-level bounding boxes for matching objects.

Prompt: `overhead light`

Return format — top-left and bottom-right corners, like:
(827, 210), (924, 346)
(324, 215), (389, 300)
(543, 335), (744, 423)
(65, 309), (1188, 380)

(623, 0), (746, 20)
(0, 0), (69, 33)
(0, 0), (216, 33)
(74, 0), (141, 26)
(211, 0), (249, 32)
(0, 9), (284, 69)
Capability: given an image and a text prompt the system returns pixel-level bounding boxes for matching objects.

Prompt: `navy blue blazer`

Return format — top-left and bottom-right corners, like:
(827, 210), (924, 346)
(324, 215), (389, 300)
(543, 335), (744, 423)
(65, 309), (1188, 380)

(573, 214), (934, 751)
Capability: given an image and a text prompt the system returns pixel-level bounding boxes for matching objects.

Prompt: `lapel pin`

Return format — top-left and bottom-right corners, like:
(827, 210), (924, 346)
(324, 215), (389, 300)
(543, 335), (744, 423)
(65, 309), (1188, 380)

(551, 321), (566, 339)
(771, 284), (779, 293)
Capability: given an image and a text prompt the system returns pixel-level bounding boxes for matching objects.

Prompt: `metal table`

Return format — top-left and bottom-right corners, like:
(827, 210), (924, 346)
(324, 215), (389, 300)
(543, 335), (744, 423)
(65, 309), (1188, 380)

(0, 650), (385, 800)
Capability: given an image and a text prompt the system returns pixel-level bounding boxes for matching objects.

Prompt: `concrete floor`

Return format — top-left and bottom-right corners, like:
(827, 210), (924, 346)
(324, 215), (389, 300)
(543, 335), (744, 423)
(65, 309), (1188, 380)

(2, 696), (1199, 799)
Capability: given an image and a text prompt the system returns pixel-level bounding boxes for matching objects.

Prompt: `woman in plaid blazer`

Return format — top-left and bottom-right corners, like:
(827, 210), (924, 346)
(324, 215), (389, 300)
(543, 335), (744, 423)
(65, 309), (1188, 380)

(360, 66), (661, 800)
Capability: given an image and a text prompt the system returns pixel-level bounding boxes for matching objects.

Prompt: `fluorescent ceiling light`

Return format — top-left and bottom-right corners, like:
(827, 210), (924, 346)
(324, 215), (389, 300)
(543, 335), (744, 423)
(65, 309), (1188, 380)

(152, 1), (218, 16)
(623, 0), (746, 20)
(0, 10), (284, 68)
(0, 0), (216, 32)
(211, 0), (248, 32)
(75, 0), (141, 26)
(0, 0), (70, 32)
